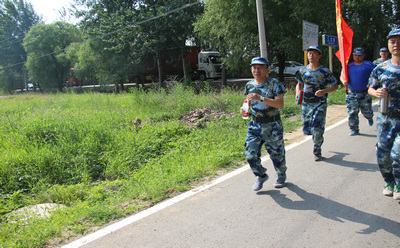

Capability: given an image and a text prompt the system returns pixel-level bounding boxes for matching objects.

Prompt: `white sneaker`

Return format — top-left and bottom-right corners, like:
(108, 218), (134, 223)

(383, 182), (394, 196)
(393, 185), (400, 200)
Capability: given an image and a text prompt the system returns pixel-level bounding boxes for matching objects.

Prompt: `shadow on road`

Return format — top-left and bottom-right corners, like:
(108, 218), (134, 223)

(322, 151), (378, 172)
(257, 183), (400, 236)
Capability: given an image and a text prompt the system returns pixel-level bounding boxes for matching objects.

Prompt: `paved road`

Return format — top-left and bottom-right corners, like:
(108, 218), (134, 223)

(64, 107), (400, 248)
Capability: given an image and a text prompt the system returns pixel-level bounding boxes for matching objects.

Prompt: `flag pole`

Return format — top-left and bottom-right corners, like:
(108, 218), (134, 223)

(335, 0), (353, 86)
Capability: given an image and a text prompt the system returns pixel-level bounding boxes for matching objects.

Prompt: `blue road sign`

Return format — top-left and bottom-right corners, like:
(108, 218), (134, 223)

(322, 35), (338, 47)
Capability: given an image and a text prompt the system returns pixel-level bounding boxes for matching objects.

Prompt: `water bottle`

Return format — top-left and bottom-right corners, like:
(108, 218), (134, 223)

(242, 100), (249, 119)
(379, 87), (389, 114)
(296, 90), (304, 105)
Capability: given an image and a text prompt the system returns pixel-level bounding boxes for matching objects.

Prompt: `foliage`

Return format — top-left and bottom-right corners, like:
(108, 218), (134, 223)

(194, 0), (258, 78)
(194, 0), (400, 80)
(75, 0), (203, 89)
(66, 41), (100, 85)
(0, 0), (41, 93)
(1, 0), (399, 94)
(194, 0), (337, 78)
(23, 22), (82, 91)
(134, 0), (204, 85)
(343, 0), (397, 61)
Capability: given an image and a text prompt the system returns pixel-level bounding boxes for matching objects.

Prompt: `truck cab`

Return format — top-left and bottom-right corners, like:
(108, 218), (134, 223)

(197, 51), (222, 81)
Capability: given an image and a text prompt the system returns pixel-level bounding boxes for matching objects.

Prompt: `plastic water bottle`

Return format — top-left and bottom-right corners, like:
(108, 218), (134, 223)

(296, 90), (304, 105)
(379, 86), (389, 114)
(242, 100), (249, 119)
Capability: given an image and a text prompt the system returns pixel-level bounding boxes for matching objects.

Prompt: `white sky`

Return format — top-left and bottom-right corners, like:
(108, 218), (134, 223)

(29, 0), (76, 24)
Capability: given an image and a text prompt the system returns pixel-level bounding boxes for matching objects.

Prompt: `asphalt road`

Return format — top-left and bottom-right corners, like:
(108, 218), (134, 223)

(63, 106), (400, 248)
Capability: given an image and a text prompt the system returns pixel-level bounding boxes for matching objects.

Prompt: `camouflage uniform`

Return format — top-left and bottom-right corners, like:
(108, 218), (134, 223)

(346, 60), (375, 133)
(244, 78), (287, 178)
(296, 65), (337, 157)
(301, 101), (327, 156)
(369, 60), (400, 185)
(373, 58), (386, 67)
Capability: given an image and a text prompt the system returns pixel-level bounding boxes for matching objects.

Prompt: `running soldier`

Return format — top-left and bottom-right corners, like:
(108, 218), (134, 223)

(295, 46), (338, 161)
(241, 57), (287, 191)
(368, 29), (400, 200)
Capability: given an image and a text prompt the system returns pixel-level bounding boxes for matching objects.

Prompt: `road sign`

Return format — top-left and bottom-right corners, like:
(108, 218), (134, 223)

(322, 35), (338, 73)
(302, 20), (319, 51)
(322, 35), (338, 47)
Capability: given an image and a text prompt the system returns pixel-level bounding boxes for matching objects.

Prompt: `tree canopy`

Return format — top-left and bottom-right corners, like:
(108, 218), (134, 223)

(23, 22), (82, 91)
(74, 0), (203, 89)
(194, 0), (399, 80)
(0, 0), (399, 93)
(0, 0), (40, 93)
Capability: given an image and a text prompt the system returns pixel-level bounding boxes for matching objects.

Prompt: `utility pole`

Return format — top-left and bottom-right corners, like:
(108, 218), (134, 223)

(256, 0), (267, 58)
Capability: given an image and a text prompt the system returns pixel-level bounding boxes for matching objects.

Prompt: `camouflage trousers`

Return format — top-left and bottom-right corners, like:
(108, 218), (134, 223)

(346, 92), (373, 132)
(376, 114), (400, 185)
(245, 120), (287, 177)
(302, 101), (327, 156)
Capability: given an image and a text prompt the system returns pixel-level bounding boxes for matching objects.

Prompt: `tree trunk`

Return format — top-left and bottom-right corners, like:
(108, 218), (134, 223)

(119, 79), (125, 92)
(222, 64), (227, 87)
(114, 82), (120, 93)
(373, 31), (382, 60)
(276, 51), (286, 84)
(51, 54), (64, 91)
(156, 52), (163, 89)
(181, 50), (189, 84)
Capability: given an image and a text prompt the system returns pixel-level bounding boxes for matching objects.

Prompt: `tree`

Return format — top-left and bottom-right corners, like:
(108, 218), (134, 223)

(343, 0), (397, 61)
(66, 41), (100, 86)
(194, 0), (259, 78)
(75, 0), (203, 90)
(194, 0), (338, 81)
(194, 0), (398, 83)
(23, 22), (82, 91)
(0, 0), (41, 93)
(74, 0), (142, 92)
(127, 1), (203, 87)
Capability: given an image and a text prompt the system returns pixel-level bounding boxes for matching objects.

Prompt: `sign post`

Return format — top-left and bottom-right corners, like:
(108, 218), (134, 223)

(302, 20), (319, 66)
(322, 34), (338, 72)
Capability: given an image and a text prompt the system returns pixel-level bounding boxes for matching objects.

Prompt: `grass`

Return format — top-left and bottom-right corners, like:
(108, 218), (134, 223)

(0, 83), (346, 247)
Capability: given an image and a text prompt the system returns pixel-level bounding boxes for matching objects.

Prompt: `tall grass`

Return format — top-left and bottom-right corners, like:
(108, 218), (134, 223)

(0, 83), (346, 247)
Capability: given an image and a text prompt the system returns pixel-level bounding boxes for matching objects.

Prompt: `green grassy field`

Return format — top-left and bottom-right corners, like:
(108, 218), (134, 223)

(0, 83), (346, 247)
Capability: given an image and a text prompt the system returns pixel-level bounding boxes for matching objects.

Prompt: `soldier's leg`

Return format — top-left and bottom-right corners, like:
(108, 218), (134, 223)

(390, 122), (400, 185)
(346, 92), (360, 133)
(359, 93), (374, 121)
(302, 103), (313, 136)
(245, 121), (267, 177)
(263, 121), (287, 177)
(376, 115), (395, 183)
(312, 102), (327, 156)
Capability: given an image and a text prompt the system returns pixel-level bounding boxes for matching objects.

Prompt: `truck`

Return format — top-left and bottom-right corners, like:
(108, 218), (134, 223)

(67, 68), (85, 87)
(129, 46), (222, 84)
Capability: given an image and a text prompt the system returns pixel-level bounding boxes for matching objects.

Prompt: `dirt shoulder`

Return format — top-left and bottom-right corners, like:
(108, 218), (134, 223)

(176, 103), (348, 146)
(283, 104), (348, 145)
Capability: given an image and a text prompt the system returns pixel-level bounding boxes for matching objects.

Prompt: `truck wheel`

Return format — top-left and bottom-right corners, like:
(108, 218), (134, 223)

(190, 72), (197, 80)
(199, 72), (206, 81)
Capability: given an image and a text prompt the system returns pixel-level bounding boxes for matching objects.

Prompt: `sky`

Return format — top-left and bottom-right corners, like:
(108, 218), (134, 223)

(29, 0), (76, 24)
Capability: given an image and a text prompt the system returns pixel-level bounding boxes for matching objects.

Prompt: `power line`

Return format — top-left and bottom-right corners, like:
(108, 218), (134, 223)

(1, 1), (201, 71)
(0, 32), (26, 44)
(0, 36), (25, 49)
